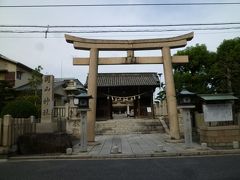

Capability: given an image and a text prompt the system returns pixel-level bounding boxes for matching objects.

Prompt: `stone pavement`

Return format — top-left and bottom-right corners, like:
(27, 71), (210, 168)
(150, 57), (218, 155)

(72, 133), (203, 156)
(65, 133), (240, 159)
(7, 133), (240, 161)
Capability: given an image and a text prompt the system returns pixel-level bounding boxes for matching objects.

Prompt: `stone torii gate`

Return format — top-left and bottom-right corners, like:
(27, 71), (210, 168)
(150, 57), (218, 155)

(65, 32), (194, 142)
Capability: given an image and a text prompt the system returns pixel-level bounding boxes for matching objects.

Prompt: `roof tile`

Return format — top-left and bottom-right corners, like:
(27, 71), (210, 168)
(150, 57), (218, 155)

(97, 73), (160, 87)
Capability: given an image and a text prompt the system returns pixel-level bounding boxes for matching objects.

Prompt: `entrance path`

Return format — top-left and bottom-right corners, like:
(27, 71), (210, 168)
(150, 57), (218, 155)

(8, 133), (240, 161)
(71, 133), (210, 158)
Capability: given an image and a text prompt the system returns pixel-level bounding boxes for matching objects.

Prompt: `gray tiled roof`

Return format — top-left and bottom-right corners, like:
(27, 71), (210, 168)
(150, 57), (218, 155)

(97, 73), (160, 87)
(15, 78), (85, 91)
(198, 94), (238, 101)
(0, 54), (37, 73)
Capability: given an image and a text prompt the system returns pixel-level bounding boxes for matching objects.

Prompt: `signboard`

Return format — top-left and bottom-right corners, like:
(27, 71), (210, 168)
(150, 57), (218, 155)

(203, 103), (233, 122)
(147, 107), (152, 113)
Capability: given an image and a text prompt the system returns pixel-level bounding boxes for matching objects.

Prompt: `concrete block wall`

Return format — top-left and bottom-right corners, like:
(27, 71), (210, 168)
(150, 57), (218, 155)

(200, 125), (240, 147)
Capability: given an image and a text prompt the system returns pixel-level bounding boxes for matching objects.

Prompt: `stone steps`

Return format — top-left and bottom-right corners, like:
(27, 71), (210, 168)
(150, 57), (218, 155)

(96, 118), (164, 135)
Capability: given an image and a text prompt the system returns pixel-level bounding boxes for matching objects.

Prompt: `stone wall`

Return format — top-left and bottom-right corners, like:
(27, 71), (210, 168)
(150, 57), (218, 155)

(53, 105), (77, 137)
(154, 100), (168, 117)
(195, 112), (205, 130)
(200, 125), (240, 147)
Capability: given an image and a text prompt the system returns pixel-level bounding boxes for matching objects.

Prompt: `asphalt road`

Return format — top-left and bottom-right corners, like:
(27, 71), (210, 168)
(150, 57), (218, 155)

(0, 155), (240, 180)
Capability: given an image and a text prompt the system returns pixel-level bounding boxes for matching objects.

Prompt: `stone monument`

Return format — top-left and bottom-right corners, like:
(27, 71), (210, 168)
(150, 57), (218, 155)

(37, 75), (57, 133)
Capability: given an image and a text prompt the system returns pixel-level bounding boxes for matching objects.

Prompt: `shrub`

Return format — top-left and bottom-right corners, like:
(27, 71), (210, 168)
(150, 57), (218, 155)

(16, 95), (41, 118)
(0, 99), (38, 118)
(18, 133), (72, 154)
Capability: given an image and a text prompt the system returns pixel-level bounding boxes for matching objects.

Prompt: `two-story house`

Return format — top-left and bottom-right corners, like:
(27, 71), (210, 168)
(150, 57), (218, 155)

(0, 54), (86, 106)
(0, 54), (34, 88)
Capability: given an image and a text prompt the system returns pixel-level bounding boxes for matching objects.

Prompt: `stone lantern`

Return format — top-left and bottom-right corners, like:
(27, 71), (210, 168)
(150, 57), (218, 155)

(177, 87), (196, 148)
(74, 92), (92, 110)
(73, 92), (92, 152)
(178, 87), (196, 107)
(65, 80), (79, 106)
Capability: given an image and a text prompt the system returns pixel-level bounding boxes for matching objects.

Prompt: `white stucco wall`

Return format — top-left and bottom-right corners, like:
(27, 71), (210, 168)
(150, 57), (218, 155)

(14, 66), (32, 88)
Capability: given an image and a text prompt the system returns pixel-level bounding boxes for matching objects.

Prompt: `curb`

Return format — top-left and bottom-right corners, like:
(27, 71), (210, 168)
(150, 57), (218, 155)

(7, 149), (240, 161)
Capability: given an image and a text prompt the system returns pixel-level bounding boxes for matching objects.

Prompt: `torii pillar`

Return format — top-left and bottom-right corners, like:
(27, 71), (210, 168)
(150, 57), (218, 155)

(87, 48), (98, 141)
(65, 32), (194, 141)
(162, 47), (180, 139)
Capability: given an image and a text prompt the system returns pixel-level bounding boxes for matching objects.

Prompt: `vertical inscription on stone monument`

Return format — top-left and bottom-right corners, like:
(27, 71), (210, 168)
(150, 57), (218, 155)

(41, 75), (54, 123)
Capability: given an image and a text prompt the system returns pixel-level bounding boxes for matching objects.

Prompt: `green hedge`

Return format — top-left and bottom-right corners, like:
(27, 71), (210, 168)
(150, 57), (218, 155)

(16, 95), (41, 118)
(0, 100), (38, 118)
(18, 133), (72, 154)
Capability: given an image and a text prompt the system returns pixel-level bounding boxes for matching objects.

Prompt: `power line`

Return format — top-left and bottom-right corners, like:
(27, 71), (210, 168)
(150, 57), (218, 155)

(1, 2), (240, 8)
(1, 22), (240, 28)
(1, 26), (240, 34)
(0, 30), (239, 39)
(1, 22), (240, 37)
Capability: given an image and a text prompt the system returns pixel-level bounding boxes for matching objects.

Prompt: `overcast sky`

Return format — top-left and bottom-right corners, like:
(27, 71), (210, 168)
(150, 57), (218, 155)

(0, 0), (240, 83)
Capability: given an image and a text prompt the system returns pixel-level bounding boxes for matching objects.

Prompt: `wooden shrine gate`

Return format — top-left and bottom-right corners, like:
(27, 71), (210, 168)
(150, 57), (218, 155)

(65, 32), (194, 141)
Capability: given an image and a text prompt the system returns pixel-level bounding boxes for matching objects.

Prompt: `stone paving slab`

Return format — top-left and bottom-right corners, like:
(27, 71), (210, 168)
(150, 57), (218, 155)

(6, 133), (240, 161)
(72, 133), (205, 156)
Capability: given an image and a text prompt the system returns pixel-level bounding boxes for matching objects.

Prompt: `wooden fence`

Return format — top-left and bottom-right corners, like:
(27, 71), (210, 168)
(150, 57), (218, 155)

(0, 115), (36, 152)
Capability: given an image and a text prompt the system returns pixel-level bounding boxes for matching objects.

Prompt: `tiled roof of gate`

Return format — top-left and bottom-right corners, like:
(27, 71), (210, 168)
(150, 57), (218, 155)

(96, 73), (160, 87)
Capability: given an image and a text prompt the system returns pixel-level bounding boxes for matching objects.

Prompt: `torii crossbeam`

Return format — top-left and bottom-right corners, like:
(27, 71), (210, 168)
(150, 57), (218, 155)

(65, 32), (194, 141)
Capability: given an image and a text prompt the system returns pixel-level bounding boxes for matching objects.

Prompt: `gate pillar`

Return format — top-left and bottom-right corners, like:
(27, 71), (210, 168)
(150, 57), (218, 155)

(162, 47), (180, 139)
(87, 48), (99, 142)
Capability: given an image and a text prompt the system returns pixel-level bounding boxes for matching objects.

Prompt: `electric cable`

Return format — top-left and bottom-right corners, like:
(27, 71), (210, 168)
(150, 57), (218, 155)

(0, 2), (240, 8)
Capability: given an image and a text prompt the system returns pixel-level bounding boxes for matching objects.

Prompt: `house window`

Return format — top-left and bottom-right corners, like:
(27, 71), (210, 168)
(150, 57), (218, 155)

(17, 71), (22, 80)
